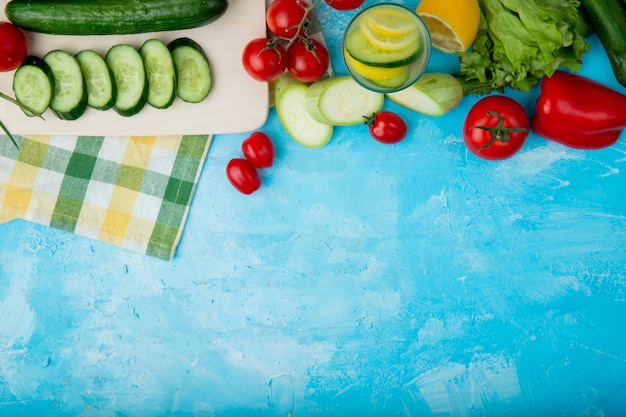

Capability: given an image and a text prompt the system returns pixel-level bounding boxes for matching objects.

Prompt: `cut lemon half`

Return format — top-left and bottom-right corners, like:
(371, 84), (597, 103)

(362, 7), (419, 37)
(416, 0), (480, 53)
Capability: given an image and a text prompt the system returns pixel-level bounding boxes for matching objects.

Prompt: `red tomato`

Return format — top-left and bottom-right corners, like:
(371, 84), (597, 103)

(286, 38), (329, 83)
(242, 38), (288, 82)
(242, 132), (275, 168)
(463, 96), (530, 160)
(366, 111), (408, 144)
(0, 22), (27, 72)
(324, 0), (365, 11)
(226, 158), (261, 195)
(266, 0), (308, 39)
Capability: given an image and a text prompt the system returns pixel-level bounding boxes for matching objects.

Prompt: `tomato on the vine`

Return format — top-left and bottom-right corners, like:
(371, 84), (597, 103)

(287, 38), (329, 83)
(266, 0), (308, 39)
(365, 111), (408, 144)
(324, 0), (365, 11)
(242, 37), (287, 82)
(0, 22), (28, 72)
(242, 132), (275, 168)
(226, 158), (262, 195)
(463, 96), (530, 160)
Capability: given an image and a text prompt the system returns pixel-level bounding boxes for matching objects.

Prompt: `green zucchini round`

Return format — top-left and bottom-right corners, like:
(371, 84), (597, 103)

(5, 0), (229, 35)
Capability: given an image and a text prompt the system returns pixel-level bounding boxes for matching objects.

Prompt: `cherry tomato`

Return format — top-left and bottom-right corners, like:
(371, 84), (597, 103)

(242, 132), (275, 168)
(266, 0), (308, 39)
(226, 158), (262, 195)
(0, 22), (28, 72)
(463, 95), (530, 160)
(365, 111), (408, 144)
(242, 37), (287, 82)
(286, 38), (329, 83)
(324, 0), (365, 11)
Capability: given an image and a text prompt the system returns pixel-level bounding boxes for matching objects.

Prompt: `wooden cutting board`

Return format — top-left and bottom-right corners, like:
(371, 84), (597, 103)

(0, 0), (269, 136)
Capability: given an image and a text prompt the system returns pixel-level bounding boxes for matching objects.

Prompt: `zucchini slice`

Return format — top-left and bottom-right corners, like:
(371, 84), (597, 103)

(168, 37), (212, 103)
(106, 44), (148, 117)
(12, 55), (55, 117)
(43, 50), (88, 120)
(139, 39), (177, 109)
(75, 49), (117, 110)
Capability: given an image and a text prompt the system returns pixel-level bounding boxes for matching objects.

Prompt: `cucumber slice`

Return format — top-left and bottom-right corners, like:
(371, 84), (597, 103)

(12, 55), (55, 117)
(106, 44), (148, 117)
(345, 24), (420, 68)
(304, 76), (384, 126)
(75, 50), (116, 111)
(43, 50), (88, 120)
(275, 72), (333, 148)
(139, 39), (177, 109)
(168, 37), (212, 103)
(386, 73), (464, 116)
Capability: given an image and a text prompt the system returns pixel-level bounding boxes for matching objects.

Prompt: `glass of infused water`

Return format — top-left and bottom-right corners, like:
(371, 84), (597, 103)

(343, 2), (431, 93)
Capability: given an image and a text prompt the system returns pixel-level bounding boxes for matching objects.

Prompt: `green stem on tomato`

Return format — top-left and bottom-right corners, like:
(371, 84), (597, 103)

(284, 0), (323, 50)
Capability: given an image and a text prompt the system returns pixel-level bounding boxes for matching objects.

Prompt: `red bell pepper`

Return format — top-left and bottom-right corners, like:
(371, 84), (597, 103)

(532, 70), (626, 149)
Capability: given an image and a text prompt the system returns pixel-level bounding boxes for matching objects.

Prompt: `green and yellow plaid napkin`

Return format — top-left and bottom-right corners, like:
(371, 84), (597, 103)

(0, 134), (211, 260)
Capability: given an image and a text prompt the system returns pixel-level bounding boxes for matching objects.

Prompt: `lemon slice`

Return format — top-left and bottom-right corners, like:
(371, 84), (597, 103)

(362, 7), (419, 37)
(359, 19), (418, 52)
(416, 0), (480, 53)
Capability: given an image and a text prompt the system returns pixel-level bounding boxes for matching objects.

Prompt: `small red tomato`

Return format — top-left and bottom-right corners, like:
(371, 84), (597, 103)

(324, 0), (365, 11)
(287, 38), (329, 83)
(266, 0), (308, 38)
(463, 95), (530, 160)
(226, 158), (262, 195)
(242, 132), (275, 168)
(365, 111), (408, 144)
(0, 22), (28, 72)
(242, 37), (288, 82)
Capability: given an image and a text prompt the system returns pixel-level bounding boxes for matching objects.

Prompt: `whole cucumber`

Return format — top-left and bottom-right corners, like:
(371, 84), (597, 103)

(583, 0), (626, 87)
(5, 0), (229, 35)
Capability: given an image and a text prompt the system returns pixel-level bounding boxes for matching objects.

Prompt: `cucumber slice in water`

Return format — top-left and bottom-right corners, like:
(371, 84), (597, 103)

(345, 24), (420, 68)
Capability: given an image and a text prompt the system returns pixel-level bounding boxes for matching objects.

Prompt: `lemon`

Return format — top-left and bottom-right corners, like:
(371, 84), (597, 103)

(416, 0), (480, 53)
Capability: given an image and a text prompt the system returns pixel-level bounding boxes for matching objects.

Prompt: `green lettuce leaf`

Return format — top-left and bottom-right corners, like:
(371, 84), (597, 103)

(458, 0), (591, 94)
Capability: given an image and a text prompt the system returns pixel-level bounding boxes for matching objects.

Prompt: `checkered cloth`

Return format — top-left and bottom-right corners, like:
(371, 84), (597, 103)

(0, 134), (211, 260)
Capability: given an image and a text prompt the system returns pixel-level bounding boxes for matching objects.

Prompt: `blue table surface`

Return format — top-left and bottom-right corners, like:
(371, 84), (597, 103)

(2, 2), (626, 416)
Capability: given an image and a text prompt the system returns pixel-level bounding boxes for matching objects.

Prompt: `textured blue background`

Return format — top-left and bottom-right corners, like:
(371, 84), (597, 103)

(2, 1), (626, 416)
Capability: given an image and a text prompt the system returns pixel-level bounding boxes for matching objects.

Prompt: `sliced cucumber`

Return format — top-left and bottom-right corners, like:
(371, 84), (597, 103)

(75, 50), (116, 111)
(275, 72), (333, 148)
(345, 25), (420, 68)
(386, 73), (464, 116)
(139, 39), (177, 109)
(106, 44), (148, 117)
(305, 76), (384, 126)
(12, 55), (55, 117)
(168, 37), (212, 103)
(43, 50), (88, 120)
